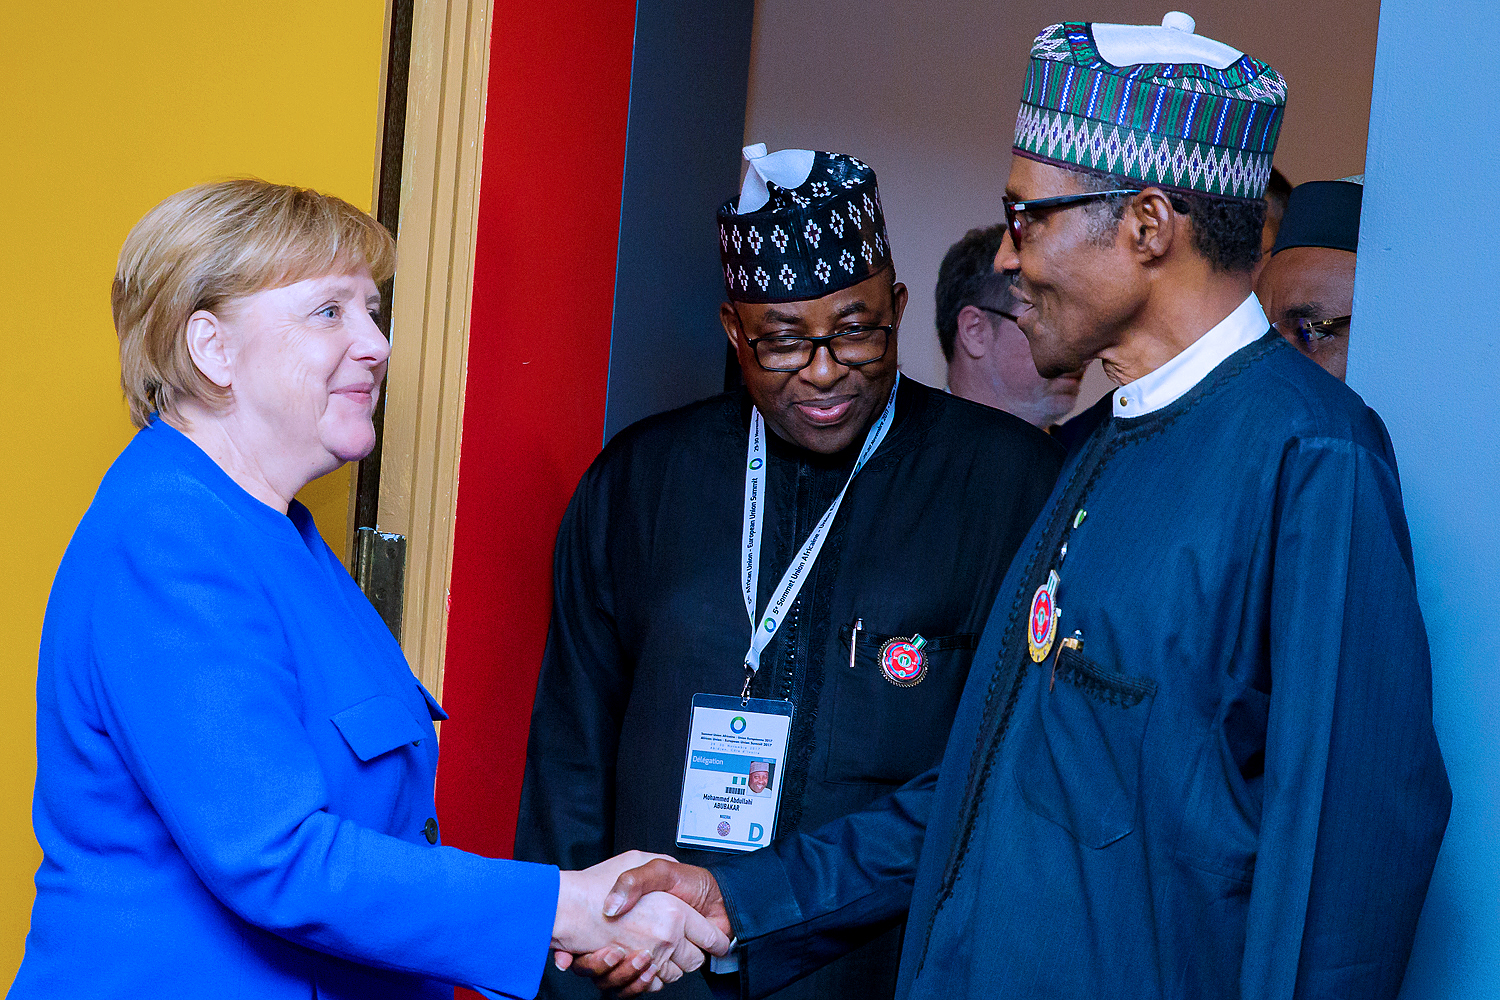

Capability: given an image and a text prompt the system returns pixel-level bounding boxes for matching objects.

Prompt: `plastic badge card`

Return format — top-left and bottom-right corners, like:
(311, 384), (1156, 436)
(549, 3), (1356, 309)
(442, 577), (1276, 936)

(676, 694), (794, 853)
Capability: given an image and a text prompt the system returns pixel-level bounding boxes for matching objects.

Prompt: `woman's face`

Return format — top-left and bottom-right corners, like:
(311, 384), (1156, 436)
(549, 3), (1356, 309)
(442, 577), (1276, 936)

(221, 271), (388, 479)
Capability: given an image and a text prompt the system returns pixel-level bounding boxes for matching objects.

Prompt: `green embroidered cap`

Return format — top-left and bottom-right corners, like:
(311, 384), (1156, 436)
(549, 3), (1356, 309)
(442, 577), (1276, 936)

(1013, 12), (1287, 200)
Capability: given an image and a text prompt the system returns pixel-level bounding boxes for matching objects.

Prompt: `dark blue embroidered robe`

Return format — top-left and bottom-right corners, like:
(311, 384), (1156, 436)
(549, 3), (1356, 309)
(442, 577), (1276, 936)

(712, 333), (1450, 1000)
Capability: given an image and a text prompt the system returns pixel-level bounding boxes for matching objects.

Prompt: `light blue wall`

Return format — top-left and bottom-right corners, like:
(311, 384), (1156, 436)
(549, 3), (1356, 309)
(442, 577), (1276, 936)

(1353, 2), (1500, 996)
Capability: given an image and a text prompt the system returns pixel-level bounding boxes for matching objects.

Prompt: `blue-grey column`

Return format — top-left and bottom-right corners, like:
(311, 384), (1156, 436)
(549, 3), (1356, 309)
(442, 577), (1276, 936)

(1354, 3), (1500, 997)
(603, 0), (754, 441)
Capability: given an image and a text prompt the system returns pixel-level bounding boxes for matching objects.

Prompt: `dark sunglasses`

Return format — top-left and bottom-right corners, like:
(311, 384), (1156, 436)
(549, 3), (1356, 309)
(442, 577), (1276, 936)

(1002, 189), (1142, 246)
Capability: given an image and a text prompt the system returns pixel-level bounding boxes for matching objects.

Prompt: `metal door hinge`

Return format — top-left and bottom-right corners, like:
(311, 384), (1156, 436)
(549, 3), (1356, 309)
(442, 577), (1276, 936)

(354, 527), (406, 640)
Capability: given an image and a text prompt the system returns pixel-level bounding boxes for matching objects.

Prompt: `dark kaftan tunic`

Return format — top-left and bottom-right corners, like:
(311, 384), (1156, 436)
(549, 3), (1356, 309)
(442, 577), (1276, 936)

(515, 379), (1063, 1000)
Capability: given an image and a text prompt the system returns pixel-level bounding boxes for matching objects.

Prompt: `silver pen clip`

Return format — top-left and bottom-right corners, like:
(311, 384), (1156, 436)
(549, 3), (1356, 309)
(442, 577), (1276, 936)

(1050, 629), (1084, 692)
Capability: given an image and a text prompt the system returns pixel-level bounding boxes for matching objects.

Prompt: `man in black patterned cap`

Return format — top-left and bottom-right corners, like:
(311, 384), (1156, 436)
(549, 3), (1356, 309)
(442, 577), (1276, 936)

(515, 144), (1062, 1000)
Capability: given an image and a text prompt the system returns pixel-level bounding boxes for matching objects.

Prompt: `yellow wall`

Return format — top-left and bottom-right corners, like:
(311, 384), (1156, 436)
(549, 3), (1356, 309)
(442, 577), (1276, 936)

(0, 0), (386, 978)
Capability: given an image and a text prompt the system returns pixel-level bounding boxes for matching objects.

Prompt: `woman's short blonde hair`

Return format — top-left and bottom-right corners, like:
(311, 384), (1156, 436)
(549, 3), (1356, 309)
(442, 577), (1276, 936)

(112, 179), (397, 428)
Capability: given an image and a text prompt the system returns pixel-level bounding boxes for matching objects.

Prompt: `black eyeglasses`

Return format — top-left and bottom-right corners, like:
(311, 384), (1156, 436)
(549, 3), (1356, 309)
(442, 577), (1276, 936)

(746, 326), (893, 372)
(1002, 189), (1141, 246)
(1274, 315), (1351, 345)
(975, 305), (1022, 325)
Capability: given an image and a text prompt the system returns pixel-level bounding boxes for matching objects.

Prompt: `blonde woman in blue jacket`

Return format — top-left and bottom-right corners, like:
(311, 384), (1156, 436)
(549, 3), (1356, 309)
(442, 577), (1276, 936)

(10, 180), (726, 999)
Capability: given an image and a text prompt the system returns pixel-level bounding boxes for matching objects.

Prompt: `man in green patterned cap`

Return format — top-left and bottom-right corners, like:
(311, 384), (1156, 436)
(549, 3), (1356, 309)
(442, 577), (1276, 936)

(589, 15), (1449, 1000)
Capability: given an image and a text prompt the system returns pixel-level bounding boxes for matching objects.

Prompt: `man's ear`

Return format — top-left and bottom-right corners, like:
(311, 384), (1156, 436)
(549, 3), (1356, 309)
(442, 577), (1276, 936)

(184, 309), (235, 389)
(720, 301), (746, 352)
(955, 305), (992, 360)
(1124, 188), (1178, 262)
(890, 280), (909, 329)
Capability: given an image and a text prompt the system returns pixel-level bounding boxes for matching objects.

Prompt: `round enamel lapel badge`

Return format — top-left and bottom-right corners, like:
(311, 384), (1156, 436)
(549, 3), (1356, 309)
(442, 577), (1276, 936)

(880, 634), (928, 687)
(1028, 570), (1060, 663)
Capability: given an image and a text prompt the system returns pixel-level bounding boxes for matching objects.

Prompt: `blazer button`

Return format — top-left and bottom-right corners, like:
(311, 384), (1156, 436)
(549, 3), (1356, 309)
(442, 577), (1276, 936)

(423, 817), (439, 845)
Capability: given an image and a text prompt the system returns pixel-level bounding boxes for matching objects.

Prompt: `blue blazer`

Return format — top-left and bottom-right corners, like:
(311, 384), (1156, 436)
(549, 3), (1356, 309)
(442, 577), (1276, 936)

(12, 421), (557, 999)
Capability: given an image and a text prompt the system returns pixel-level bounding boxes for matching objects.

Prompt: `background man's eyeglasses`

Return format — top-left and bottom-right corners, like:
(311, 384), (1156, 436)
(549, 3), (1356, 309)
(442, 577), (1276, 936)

(1002, 189), (1142, 246)
(1274, 315), (1352, 345)
(975, 305), (1022, 326)
(747, 326), (892, 372)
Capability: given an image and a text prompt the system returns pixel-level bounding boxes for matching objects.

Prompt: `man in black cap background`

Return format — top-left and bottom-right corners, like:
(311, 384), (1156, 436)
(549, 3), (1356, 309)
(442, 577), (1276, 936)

(1256, 177), (1364, 380)
(935, 225), (1086, 430)
(514, 144), (1062, 1000)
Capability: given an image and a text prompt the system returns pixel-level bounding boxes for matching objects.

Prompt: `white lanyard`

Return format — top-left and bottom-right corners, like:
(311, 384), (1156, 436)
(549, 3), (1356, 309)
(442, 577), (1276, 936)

(740, 374), (901, 689)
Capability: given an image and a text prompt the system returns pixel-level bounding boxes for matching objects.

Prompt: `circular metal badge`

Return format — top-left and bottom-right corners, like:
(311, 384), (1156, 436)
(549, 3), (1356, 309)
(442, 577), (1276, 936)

(1028, 582), (1057, 662)
(880, 635), (928, 687)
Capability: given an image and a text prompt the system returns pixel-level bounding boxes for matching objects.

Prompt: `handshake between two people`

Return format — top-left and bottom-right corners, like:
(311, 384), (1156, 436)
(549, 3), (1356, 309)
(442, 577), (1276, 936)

(551, 852), (726, 996)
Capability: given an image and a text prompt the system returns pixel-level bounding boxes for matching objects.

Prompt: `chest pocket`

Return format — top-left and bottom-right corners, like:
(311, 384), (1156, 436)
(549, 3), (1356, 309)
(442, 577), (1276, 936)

(331, 695), (427, 762)
(825, 625), (978, 785)
(1015, 644), (1155, 848)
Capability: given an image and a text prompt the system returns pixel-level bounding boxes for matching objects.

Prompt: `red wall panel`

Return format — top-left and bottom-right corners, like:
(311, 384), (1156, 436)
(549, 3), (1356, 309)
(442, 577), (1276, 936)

(435, 0), (637, 864)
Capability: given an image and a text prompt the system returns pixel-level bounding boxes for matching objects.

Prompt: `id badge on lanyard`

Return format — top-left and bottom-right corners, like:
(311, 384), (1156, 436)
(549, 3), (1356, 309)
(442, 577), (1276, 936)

(675, 375), (900, 854)
(675, 694), (794, 852)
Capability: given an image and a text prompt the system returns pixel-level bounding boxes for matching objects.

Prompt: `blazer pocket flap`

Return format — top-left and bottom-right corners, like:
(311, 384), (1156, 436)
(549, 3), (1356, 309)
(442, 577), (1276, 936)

(417, 681), (449, 721)
(331, 696), (426, 761)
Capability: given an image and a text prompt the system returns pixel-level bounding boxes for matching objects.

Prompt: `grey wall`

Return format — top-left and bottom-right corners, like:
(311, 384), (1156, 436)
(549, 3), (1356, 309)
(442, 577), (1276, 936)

(743, 0), (1381, 407)
(1355, 2), (1500, 996)
(604, 0), (755, 441)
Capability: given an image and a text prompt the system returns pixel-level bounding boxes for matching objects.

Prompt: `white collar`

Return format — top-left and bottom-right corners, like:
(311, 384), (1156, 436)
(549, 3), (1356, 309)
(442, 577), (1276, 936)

(1112, 294), (1268, 418)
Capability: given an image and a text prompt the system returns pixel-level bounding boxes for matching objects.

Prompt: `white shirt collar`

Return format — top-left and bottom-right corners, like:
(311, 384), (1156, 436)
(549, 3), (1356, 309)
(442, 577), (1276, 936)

(1112, 294), (1268, 418)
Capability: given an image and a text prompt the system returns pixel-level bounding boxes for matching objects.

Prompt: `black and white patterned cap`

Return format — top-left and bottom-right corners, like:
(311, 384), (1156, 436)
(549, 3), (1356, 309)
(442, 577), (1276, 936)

(718, 144), (892, 303)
